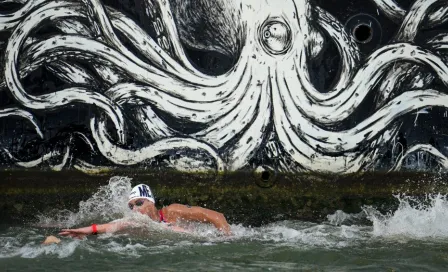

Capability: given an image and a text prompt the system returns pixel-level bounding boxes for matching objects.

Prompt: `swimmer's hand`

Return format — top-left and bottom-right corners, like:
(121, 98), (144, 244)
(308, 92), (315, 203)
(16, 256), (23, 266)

(42, 235), (61, 245)
(221, 226), (232, 236)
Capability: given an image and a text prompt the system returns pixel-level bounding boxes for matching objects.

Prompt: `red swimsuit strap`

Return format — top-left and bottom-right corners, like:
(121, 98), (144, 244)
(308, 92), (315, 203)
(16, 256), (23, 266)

(159, 210), (165, 222)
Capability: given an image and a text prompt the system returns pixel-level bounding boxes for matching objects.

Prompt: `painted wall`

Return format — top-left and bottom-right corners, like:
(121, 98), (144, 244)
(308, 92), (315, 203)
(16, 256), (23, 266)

(0, 0), (447, 174)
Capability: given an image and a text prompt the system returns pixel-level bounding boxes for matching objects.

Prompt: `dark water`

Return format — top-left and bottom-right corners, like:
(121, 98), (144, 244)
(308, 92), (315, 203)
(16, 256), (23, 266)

(1, 177), (448, 271)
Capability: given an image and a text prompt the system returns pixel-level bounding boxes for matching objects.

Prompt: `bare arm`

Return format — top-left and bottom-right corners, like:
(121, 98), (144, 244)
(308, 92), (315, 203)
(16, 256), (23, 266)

(59, 220), (133, 238)
(164, 204), (231, 235)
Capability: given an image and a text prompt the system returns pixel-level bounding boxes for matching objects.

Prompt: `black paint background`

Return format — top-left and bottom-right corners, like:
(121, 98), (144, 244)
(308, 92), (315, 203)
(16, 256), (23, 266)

(0, 0), (446, 172)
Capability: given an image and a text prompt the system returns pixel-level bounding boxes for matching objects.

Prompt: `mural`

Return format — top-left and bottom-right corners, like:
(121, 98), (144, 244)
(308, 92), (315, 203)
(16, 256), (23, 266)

(0, 0), (447, 174)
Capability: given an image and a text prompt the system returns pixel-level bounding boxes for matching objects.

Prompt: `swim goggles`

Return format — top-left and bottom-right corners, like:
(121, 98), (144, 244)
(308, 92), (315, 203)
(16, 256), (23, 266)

(128, 199), (146, 210)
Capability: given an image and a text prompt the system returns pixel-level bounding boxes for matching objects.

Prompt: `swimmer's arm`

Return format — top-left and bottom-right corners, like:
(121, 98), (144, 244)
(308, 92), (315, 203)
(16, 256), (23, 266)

(165, 204), (231, 235)
(59, 220), (133, 237)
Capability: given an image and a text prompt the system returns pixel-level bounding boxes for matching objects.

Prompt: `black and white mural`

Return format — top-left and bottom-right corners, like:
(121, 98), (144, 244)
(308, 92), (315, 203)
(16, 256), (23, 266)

(0, 0), (447, 174)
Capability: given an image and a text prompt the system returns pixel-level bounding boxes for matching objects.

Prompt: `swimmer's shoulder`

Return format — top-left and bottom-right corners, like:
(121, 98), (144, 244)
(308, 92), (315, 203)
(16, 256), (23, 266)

(162, 203), (193, 212)
(161, 203), (195, 217)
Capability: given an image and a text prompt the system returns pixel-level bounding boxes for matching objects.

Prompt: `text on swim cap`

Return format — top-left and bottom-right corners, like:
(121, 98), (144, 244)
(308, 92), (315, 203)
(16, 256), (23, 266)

(139, 186), (151, 198)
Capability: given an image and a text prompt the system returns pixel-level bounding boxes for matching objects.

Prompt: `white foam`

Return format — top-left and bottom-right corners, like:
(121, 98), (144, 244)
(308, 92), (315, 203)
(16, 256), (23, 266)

(364, 194), (448, 239)
(0, 238), (81, 259)
(223, 221), (361, 248)
(326, 210), (365, 226)
(102, 241), (148, 257)
(36, 176), (133, 227)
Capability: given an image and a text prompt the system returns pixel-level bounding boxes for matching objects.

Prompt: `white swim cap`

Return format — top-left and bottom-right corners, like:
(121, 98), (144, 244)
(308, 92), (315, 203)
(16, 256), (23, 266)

(128, 184), (155, 203)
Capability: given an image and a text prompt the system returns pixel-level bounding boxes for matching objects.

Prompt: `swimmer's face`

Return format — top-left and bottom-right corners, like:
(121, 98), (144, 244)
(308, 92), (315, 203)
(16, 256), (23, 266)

(128, 198), (155, 216)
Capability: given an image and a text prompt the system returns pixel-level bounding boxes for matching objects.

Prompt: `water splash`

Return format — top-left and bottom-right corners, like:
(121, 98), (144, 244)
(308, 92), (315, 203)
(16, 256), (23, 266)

(36, 176), (133, 228)
(363, 193), (448, 239)
(326, 209), (366, 226)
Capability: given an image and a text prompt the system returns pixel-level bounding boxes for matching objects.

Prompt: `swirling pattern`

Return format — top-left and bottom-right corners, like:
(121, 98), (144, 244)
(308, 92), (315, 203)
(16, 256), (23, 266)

(0, 0), (448, 174)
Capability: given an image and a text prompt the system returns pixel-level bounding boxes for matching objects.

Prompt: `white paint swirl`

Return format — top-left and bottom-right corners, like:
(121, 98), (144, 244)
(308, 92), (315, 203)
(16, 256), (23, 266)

(0, 0), (448, 175)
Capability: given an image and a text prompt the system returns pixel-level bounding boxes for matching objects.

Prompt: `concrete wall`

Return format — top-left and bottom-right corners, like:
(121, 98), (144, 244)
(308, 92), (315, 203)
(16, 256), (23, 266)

(2, 170), (447, 225)
(0, 0), (448, 175)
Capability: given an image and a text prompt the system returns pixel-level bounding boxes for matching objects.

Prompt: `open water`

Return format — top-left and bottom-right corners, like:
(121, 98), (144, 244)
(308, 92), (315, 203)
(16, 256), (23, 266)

(1, 177), (448, 271)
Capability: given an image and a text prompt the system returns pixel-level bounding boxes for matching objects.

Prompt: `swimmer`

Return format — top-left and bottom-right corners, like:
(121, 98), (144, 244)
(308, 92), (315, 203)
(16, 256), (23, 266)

(42, 184), (231, 244)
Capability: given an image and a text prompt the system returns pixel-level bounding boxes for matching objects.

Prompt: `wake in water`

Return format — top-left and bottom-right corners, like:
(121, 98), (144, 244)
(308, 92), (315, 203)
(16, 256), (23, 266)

(2, 176), (448, 259)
